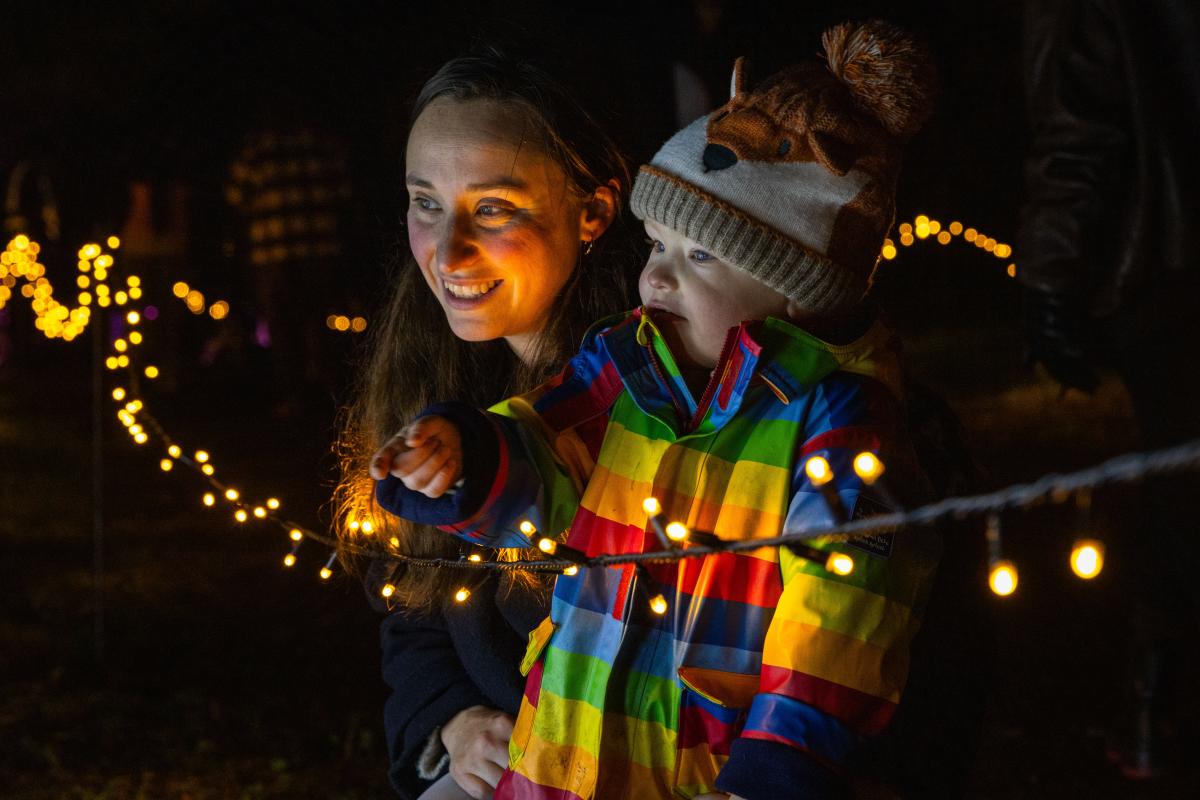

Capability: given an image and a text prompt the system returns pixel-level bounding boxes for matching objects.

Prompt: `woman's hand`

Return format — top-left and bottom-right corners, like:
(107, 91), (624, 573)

(440, 705), (515, 799)
(368, 415), (462, 497)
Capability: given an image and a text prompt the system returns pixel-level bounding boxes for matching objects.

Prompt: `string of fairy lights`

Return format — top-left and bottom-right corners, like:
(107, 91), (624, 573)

(6, 212), (1180, 617)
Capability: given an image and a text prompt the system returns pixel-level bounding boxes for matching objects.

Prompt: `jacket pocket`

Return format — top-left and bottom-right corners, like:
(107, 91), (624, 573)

(508, 615), (557, 770)
(673, 668), (755, 797)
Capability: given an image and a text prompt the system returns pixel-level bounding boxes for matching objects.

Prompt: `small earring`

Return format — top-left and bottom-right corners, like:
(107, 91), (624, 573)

(582, 239), (594, 256)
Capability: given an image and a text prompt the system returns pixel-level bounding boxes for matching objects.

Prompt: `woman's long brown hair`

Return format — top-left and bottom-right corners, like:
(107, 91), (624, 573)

(333, 47), (637, 610)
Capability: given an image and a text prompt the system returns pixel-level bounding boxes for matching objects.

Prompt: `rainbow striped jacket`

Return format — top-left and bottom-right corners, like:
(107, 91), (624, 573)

(376, 309), (941, 800)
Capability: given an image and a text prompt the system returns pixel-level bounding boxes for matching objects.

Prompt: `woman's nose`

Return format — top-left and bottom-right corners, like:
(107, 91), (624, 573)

(435, 213), (477, 273)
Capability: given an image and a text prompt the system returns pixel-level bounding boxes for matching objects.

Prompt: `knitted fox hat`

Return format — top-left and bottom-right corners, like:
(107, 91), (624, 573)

(631, 20), (936, 315)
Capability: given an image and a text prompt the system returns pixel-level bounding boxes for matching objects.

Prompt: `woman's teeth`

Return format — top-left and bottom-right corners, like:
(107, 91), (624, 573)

(445, 280), (501, 298)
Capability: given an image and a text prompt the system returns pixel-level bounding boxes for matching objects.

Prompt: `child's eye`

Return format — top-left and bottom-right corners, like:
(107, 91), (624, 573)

(690, 249), (713, 262)
(644, 237), (665, 254)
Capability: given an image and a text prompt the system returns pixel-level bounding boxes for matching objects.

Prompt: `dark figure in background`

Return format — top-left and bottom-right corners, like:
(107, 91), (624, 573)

(1018, 0), (1200, 778)
(225, 123), (354, 415)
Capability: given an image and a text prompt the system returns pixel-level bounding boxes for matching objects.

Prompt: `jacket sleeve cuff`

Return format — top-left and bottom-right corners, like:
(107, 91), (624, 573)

(715, 738), (851, 800)
(416, 726), (451, 781)
(374, 402), (501, 526)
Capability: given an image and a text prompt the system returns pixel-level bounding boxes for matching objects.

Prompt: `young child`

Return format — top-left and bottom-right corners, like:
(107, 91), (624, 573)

(375, 21), (940, 800)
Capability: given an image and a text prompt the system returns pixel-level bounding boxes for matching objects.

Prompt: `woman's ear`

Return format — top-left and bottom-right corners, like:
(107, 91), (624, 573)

(579, 179), (620, 244)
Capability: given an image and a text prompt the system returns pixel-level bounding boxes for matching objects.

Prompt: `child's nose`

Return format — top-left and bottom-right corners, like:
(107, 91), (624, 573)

(641, 259), (678, 291)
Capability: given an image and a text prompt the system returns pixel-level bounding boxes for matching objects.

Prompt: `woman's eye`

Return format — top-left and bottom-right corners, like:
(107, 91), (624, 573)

(412, 196), (439, 212)
(476, 202), (514, 219)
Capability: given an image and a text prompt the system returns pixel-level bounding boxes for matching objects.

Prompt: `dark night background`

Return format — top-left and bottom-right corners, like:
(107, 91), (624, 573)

(2, 1), (1193, 798)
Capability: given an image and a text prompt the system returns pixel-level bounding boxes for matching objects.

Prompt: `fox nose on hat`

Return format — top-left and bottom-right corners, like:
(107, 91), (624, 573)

(702, 143), (737, 171)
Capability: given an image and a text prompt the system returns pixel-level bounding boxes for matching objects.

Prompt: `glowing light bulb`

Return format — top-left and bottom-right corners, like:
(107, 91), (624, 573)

(826, 552), (856, 576)
(201, 464), (214, 476)
(266, 498), (280, 510)
(1070, 539), (1105, 580)
(133, 432), (148, 444)
(195, 450), (209, 463)
(290, 529), (303, 542)
(234, 509), (248, 522)
(360, 520), (374, 534)
(253, 506), (267, 518)
(988, 561), (1018, 597)
(665, 522), (690, 542)
(203, 493), (215, 506)
(468, 553), (483, 562)
(159, 458), (173, 472)
(114, 339), (127, 352)
(454, 587), (471, 603)
(320, 566), (333, 580)
(519, 520), (537, 536)
(642, 497), (662, 516)
(804, 456), (833, 486)
(112, 387), (126, 401)
(225, 488), (239, 501)
(649, 594), (668, 615)
(107, 235), (120, 249)
(283, 553), (296, 567)
(563, 565), (579, 576)
(172, 282), (189, 298)
(126, 311), (140, 325)
(538, 538), (557, 555)
(381, 583), (396, 598)
(168, 445), (181, 458)
(144, 366), (159, 379)
(852, 452), (885, 484)
(348, 519), (361, 532)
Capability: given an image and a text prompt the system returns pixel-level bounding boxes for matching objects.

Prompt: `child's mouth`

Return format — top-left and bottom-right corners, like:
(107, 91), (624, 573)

(443, 279), (503, 308)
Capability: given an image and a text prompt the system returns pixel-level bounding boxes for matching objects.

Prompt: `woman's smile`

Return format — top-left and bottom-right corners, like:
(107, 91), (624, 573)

(442, 278), (504, 307)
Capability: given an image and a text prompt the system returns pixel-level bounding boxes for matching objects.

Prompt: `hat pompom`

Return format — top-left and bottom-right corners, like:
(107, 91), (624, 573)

(822, 20), (936, 141)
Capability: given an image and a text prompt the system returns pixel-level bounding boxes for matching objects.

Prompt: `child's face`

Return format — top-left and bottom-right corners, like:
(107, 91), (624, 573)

(639, 219), (792, 369)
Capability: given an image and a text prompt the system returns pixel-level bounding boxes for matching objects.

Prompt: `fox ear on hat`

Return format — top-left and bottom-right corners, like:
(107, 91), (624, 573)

(822, 19), (937, 141)
(729, 56), (750, 100)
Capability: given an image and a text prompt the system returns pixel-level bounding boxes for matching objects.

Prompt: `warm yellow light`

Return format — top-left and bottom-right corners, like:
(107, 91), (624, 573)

(949, 221), (963, 235)
(172, 281), (189, 298)
(381, 583), (396, 598)
(468, 553), (483, 562)
(133, 431), (148, 444)
(1006, 263), (1018, 278)
(112, 387), (126, 401)
(129, 287), (142, 300)
(201, 464), (214, 476)
(563, 565), (579, 576)
(126, 311), (140, 325)
(144, 366), (159, 379)
(116, 355), (129, 368)
(129, 331), (142, 345)
(804, 456), (833, 486)
(79, 292), (92, 306)
(936, 231), (952, 245)
(203, 492), (216, 506)
(898, 223), (912, 235)
(994, 243), (1012, 259)
(326, 314), (338, 329)
(160, 458), (173, 472)
(225, 488), (239, 501)
(290, 529), (303, 542)
(114, 339), (128, 352)
(360, 520), (375, 534)
(334, 315), (350, 331)
(253, 506), (267, 518)
(235, 509), (248, 522)
(963, 228), (978, 242)
(209, 301), (229, 320)
(94, 254), (113, 269)
(642, 497), (662, 516)
(195, 450), (210, 463)
(928, 220), (942, 235)
(1070, 539), (1105, 580)
(454, 587), (471, 603)
(14, 234), (31, 250)
(348, 519), (361, 532)
(988, 561), (1018, 597)
(826, 552), (856, 576)
(351, 316), (367, 332)
(126, 275), (140, 288)
(320, 567), (333, 580)
(128, 424), (143, 435)
(107, 235), (121, 249)
(538, 538), (557, 555)
(389, 537), (400, 548)
(283, 553), (297, 567)
(168, 445), (181, 458)
(899, 232), (915, 247)
(649, 594), (668, 615)
(105, 356), (119, 370)
(94, 268), (108, 281)
(77, 275), (90, 289)
(665, 522), (690, 542)
(519, 520), (537, 536)
(881, 244), (897, 260)
(266, 498), (280, 510)
(852, 452), (884, 484)
(914, 222), (930, 239)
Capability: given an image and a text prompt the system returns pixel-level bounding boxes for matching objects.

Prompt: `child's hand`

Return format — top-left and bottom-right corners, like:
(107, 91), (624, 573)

(369, 415), (463, 498)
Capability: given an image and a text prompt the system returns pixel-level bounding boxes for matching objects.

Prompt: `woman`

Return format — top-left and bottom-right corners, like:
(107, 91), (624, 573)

(334, 49), (636, 799)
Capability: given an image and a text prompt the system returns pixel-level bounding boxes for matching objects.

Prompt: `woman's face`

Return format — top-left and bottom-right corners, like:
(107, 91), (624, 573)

(405, 98), (584, 360)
